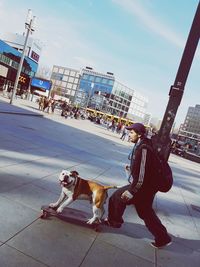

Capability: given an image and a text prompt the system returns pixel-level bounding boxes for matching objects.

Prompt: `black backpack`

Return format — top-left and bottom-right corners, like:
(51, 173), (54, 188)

(147, 140), (173, 193)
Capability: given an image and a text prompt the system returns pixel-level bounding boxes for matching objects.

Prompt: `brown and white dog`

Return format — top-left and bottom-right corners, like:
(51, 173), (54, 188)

(49, 170), (119, 224)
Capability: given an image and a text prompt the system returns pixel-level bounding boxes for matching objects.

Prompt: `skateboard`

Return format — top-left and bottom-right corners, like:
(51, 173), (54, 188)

(40, 205), (102, 232)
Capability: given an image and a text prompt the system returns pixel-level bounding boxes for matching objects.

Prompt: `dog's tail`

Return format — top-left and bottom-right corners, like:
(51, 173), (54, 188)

(103, 185), (122, 190)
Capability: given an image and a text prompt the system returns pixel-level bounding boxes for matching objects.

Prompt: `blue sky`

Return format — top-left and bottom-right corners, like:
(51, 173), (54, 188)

(0, 0), (199, 127)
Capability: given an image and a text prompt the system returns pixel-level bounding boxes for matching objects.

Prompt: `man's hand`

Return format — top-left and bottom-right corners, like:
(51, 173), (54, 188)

(121, 190), (133, 202)
(125, 165), (130, 171)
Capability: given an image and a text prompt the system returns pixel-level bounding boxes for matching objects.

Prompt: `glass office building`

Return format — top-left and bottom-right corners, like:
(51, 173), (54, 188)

(77, 67), (114, 109)
(50, 65), (148, 120)
(108, 80), (148, 120)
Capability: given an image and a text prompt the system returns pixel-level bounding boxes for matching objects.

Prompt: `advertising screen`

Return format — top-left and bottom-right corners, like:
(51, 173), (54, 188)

(31, 77), (52, 91)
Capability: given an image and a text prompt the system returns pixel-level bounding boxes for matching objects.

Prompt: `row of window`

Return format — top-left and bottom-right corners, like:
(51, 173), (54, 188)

(53, 67), (79, 78)
(0, 53), (11, 65)
(52, 77), (79, 85)
(109, 101), (129, 112)
(0, 53), (35, 77)
(52, 80), (78, 90)
(112, 88), (132, 101)
(81, 74), (114, 85)
(59, 88), (76, 96)
(51, 72), (79, 83)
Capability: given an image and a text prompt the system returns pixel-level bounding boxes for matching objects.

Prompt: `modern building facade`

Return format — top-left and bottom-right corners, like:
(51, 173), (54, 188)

(1, 33), (42, 64)
(51, 65), (80, 103)
(181, 104), (200, 134)
(110, 80), (148, 120)
(178, 104), (200, 145)
(77, 67), (115, 110)
(50, 65), (148, 121)
(0, 39), (38, 93)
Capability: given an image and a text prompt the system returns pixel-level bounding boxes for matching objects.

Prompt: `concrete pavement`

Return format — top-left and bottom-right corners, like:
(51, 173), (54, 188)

(0, 95), (200, 267)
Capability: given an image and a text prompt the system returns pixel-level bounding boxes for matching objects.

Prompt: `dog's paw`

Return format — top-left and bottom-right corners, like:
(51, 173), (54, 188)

(56, 207), (63, 213)
(87, 218), (99, 225)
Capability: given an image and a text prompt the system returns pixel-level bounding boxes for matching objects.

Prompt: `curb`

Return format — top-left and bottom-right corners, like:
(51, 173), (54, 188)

(0, 111), (43, 117)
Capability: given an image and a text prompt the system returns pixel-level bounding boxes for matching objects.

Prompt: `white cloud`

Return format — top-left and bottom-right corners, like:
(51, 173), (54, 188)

(112, 0), (185, 48)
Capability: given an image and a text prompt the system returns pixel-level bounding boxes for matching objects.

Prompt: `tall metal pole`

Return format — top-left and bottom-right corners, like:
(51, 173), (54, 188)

(152, 1), (200, 160)
(10, 10), (35, 104)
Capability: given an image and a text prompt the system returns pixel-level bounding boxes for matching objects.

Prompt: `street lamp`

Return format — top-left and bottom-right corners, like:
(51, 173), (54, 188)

(10, 9), (36, 104)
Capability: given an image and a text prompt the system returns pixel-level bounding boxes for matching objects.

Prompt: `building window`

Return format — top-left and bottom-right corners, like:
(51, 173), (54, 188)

(83, 74), (89, 80)
(68, 77), (74, 83)
(70, 71), (76, 76)
(67, 83), (72, 89)
(62, 76), (68, 82)
(89, 75), (95, 82)
(95, 77), (102, 83)
(64, 69), (70, 75)
(59, 68), (64, 74)
(61, 81), (66, 87)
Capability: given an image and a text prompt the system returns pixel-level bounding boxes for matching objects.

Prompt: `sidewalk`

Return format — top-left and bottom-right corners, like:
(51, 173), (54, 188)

(0, 96), (200, 267)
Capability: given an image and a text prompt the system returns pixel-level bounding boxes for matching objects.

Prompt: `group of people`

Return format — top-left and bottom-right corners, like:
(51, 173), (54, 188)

(38, 96), (56, 113)
(37, 97), (87, 119)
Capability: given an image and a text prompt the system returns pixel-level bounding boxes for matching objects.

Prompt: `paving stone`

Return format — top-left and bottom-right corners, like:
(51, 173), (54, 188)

(81, 239), (155, 267)
(7, 219), (97, 267)
(0, 244), (46, 267)
(0, 197), (38, 242)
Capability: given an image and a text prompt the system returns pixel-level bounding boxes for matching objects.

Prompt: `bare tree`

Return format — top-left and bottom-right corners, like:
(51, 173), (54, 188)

(36, 64), (52, 80)
(50, 86), (62, 98)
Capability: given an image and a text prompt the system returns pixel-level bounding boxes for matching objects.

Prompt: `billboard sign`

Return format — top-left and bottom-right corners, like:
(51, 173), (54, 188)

(31, 77), (52, 91)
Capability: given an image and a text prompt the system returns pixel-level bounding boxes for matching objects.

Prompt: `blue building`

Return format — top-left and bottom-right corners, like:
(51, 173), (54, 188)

(0, 39), (38, 93)
(79, 67), (114, 96)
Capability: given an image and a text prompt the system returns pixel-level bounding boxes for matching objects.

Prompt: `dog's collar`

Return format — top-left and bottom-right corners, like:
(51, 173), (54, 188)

(72, 176), (77, 186)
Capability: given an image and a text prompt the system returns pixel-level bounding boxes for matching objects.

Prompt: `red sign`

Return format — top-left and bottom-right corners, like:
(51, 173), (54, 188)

(31, 51), (40, 62)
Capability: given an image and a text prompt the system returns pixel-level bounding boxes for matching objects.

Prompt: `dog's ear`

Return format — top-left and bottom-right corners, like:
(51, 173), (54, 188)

(70, 170), (79, 177)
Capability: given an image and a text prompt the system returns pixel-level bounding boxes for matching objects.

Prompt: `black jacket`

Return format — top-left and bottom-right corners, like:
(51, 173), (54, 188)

(128, 137), (158, 197)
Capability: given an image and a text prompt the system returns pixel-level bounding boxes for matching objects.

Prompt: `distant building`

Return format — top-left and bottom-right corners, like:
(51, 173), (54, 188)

(50, 65), (148, 120)
(1, 32), (42, 64)
(143, 113), (151, 126)
(149, 117), (162, 130)
(78, 67), (115, 110)
(51, 65), (80, 103)
(178, 104), (200, 146)
(181, 104), (200, 134)
(0, 39), (38, 93)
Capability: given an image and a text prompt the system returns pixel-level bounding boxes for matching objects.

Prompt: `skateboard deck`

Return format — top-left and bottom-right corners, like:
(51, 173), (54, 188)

(40, 205), (102, 231)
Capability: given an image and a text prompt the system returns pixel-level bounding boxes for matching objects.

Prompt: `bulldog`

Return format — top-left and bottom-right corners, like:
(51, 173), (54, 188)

(49, 170), (119, 224)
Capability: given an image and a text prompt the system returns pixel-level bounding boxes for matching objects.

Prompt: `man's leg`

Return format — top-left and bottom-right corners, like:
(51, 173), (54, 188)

(135, 197), (171, 247)
(107, 185), (131, 227)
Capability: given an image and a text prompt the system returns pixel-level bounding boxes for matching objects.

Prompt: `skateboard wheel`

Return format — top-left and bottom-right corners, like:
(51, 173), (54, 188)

(40, 211), (48, 219)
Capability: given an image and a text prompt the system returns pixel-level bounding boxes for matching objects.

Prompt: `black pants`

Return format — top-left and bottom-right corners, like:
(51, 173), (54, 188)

(108, 185), (170, 243)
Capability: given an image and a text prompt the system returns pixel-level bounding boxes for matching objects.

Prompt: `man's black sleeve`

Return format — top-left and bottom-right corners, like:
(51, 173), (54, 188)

(128, 145), (148, 195)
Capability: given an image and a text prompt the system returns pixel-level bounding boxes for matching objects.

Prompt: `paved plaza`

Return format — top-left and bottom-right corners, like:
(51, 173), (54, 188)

(0, 95), (200, 267)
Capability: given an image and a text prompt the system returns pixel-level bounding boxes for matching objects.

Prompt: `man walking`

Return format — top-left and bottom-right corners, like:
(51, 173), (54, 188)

(104, 123), (172, 249)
